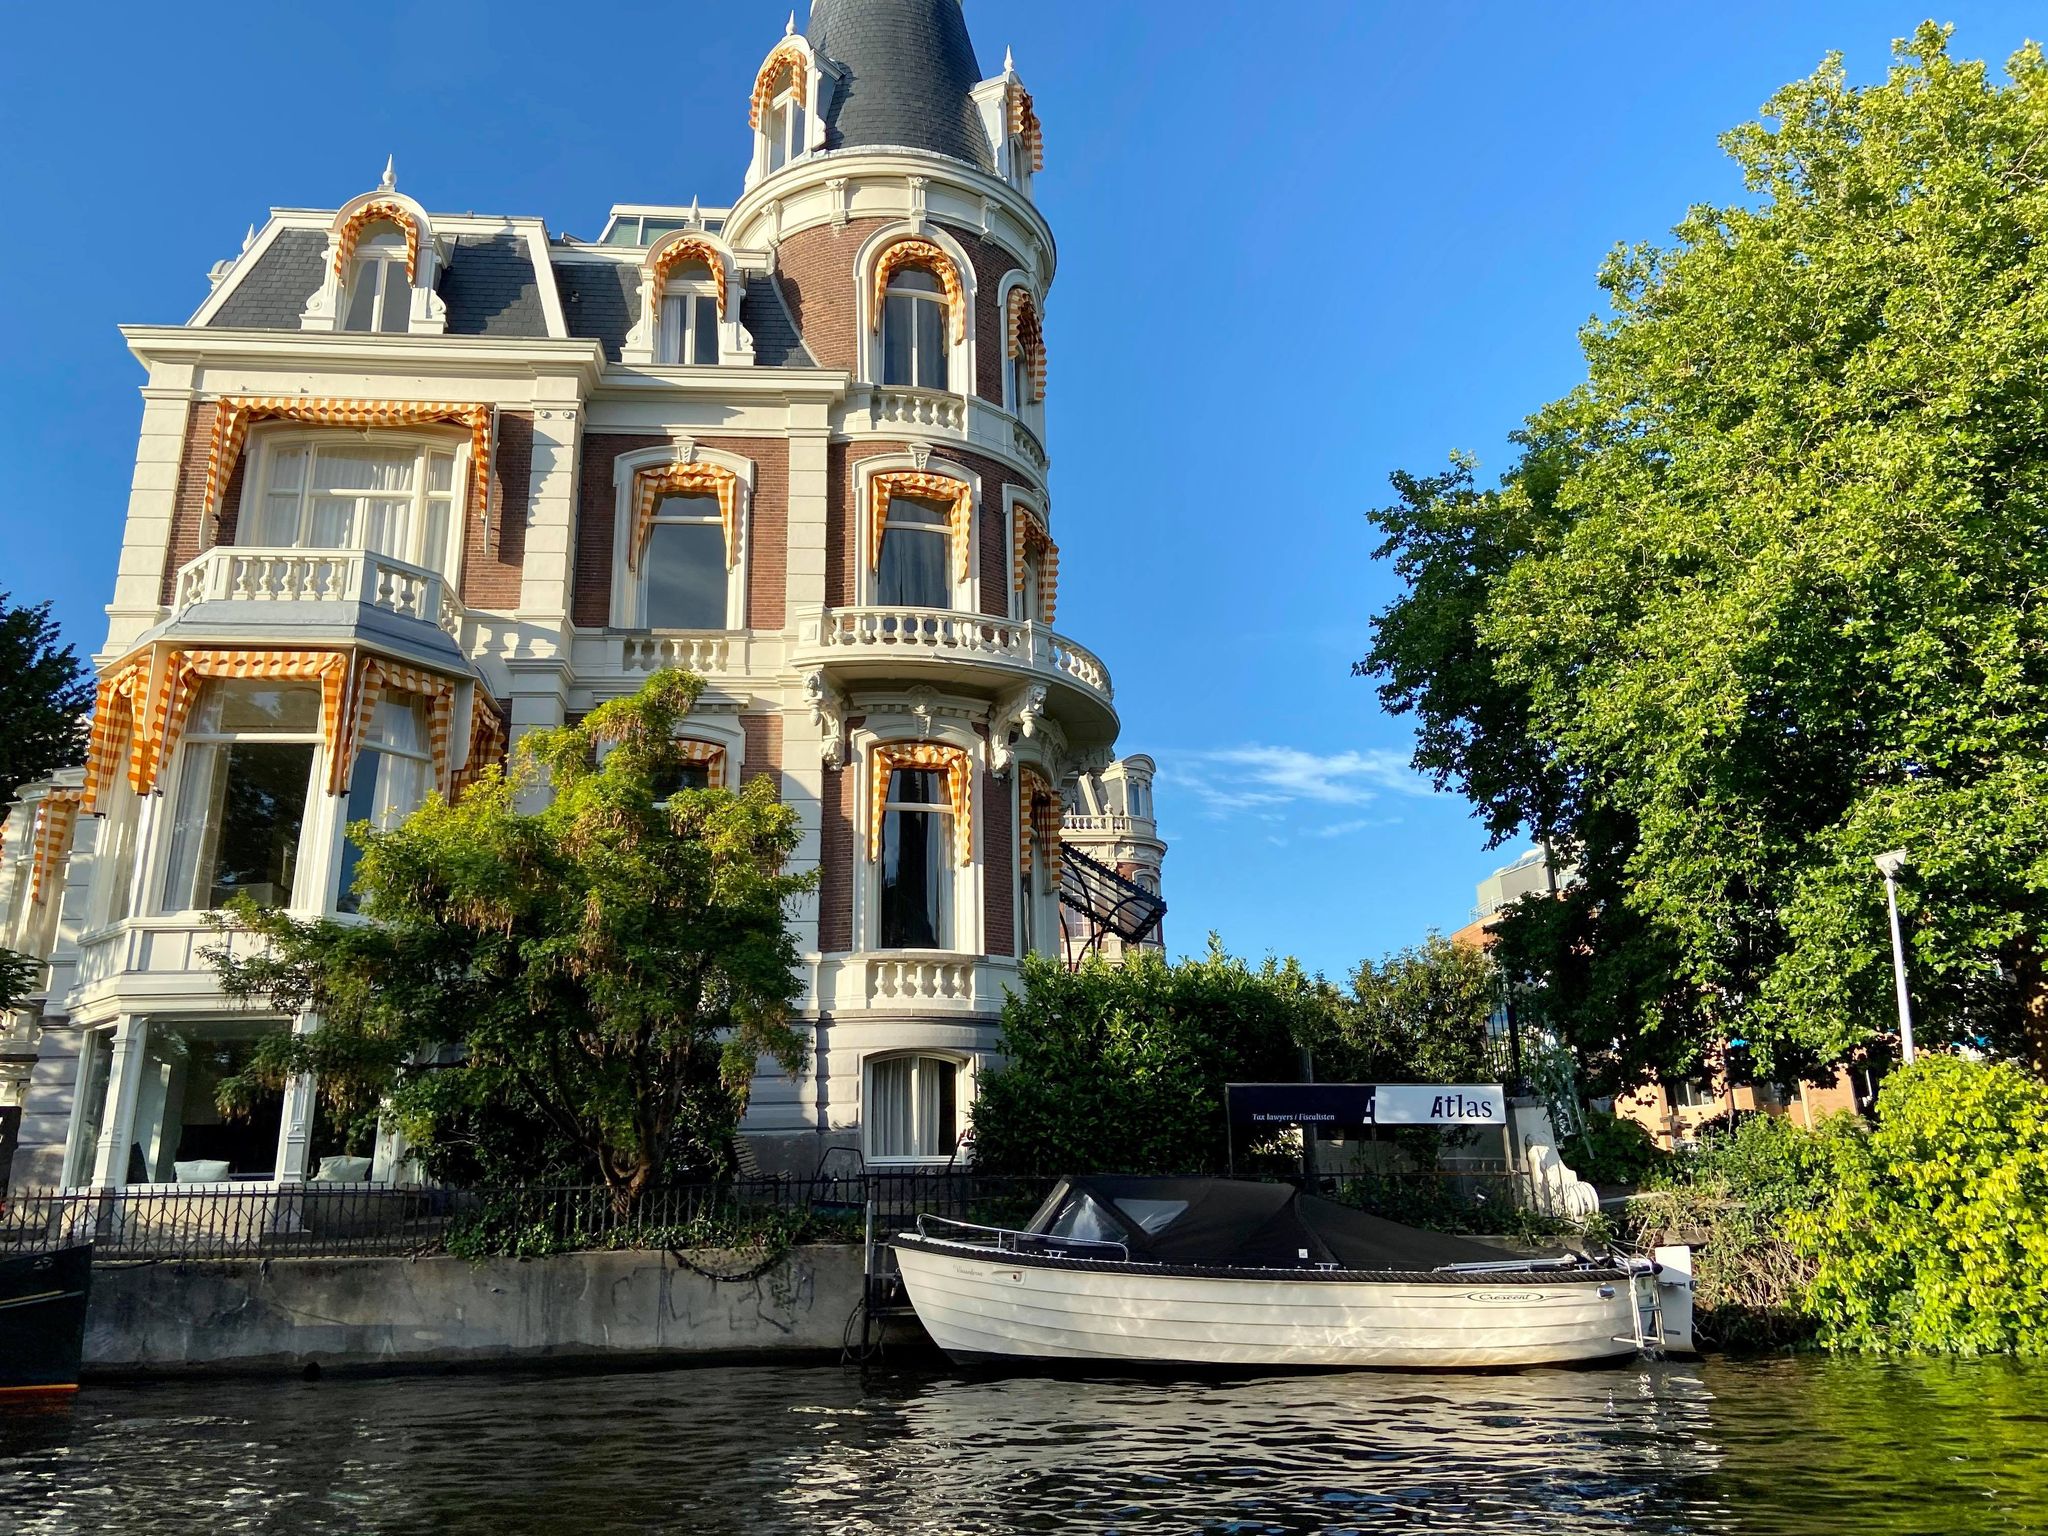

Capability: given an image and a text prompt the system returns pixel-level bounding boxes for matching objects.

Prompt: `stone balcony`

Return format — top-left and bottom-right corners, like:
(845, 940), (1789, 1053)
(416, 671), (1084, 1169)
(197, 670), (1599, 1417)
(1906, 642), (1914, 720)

(157, 547), (469, 672)
(791, 606), (1117, 749)
(854, 387), (1049, 478)
(809, 952), (1022, 1016)
(68, 915), (275, 1017)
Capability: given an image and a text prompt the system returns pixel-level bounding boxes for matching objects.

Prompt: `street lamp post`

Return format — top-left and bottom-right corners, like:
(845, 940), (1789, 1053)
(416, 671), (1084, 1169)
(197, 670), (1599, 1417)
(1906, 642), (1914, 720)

(1873, 850), (1916, 1064)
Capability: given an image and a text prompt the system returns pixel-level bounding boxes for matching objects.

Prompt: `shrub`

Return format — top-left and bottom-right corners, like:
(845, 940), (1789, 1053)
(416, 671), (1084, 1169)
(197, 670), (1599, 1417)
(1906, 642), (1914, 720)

(1792, 1056), (2048, 1356)
(1570, 1112), (1668, 1187)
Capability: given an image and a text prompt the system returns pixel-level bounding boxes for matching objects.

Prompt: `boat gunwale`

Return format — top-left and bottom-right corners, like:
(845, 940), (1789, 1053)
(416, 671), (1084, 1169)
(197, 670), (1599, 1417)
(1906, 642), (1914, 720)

(889, 1232), (1637, 1287)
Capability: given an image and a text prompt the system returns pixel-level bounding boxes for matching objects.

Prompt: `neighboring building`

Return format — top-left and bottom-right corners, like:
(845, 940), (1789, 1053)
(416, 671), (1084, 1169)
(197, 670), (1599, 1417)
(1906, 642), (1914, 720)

(0, 0), (1166, 1194)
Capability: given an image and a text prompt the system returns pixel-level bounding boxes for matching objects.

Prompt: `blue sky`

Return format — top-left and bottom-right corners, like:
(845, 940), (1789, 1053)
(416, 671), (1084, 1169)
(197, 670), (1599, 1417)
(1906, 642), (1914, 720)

(1, 2), (2040, 980)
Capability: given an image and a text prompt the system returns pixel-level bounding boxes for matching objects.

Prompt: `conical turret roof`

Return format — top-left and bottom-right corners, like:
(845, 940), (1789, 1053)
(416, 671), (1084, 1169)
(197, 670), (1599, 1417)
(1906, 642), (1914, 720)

(807, 0), (993, 169)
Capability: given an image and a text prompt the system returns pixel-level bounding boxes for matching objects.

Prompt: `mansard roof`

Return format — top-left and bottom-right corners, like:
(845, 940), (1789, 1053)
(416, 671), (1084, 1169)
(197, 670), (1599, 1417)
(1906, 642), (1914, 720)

(807, 0), (994, 170)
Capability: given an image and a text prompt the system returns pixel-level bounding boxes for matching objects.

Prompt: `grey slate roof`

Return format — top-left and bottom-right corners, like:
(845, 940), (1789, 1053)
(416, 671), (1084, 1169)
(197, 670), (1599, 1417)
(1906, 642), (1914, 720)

(206, 228), (327, 328)
(740, 272), (818, 367)
(553, 260), (638, 360)
(808, 0), (993, 171)
(439, 234), (549, 338)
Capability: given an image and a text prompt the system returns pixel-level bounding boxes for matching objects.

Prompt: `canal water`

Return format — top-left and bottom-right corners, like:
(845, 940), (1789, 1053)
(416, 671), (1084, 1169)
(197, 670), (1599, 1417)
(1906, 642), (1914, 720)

(1, 1355), (2043, 1534)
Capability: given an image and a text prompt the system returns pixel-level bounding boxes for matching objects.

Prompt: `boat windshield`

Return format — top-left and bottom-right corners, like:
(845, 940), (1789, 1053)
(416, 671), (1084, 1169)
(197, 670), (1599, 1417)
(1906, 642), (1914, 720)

(1112, 1198), (1189, 1235)
(1043, 1191), (1122, 1244)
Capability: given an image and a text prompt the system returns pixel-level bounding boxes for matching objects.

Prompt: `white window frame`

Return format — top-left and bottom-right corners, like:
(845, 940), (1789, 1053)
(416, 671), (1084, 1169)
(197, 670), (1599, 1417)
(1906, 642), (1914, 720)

(153, 680), (331, 919)
(856, 457), (978, 613)
(609, 446), (755, 632)
(875, 763), (960, 952)
(852, 719), (983, 958)
(335, 690), (435, 913)
(656, 272), (723, 367)
(340, 230), (413, 334)
(237, 428), (469, 583)
(856, 226), (976, 397)
(880, 271), (952, 392)
(862, 1051), (971, 1166)
(766, 84), (808, 174)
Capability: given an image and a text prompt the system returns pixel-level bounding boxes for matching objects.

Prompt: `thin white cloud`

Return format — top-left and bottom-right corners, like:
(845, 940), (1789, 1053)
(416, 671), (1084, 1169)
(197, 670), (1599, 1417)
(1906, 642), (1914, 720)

(1166, 744), (1432, 822)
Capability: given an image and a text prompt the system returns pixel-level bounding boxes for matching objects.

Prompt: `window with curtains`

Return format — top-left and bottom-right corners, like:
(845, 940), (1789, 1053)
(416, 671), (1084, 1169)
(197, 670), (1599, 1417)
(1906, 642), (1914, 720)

(878, 767), (954, 949)
(641, 493), (729, 628)
(245, 435), (461, 578)
(1018, 545), (1045, 625)
(876, 496), (953, 609)
(865, 1054), (961, 1162)
(766, 85), (807, 173)
(341, 228), (411, 333)
(656, 261), (721, 365)
(160, 681), (324, 913)
(335, 692), (433, 913)
(882, 269), (950, 390)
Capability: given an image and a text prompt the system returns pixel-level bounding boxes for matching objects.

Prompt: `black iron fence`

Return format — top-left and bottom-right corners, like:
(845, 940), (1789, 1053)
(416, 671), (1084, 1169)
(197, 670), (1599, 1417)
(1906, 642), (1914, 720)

(0, 1171), (1058, 1262)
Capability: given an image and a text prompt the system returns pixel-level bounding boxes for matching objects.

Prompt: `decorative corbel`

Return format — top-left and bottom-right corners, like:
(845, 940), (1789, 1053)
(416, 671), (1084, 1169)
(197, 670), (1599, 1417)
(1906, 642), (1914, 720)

(987, 682), (1049, 774)
(828, 178), (850, 229)
(907, 176), (929, 232)
(805, 671), (847, 767)
(910, 443), (932, 471)
(905, 685), (938, 739)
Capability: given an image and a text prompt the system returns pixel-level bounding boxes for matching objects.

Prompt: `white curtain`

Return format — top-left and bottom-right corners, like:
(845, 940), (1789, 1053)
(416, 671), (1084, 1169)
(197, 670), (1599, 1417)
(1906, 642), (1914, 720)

(870, 1057), (914, 1159)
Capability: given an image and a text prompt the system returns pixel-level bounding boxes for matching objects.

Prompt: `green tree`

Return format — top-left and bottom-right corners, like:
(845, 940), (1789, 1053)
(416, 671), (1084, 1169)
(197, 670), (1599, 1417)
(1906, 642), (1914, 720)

(1314, 933), (1501, 1085)
(1366, 27), (2048, 1075)
(969, 942), (1341, 1177)
(0, 948), (39, 1012)
(0, 593), (92, 806)
(209, 670), (815, 1200)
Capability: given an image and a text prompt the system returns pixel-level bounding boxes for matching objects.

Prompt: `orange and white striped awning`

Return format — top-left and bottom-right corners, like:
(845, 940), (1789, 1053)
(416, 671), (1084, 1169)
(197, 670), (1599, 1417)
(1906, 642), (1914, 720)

(334, 199), (421, 281)
(872, 240), (965, 344)
(80, 654), (153, 812)
(1012, 503), (1059, 625)
(1017, 765), (1062, 884)
(204, 396), (492, 531)
(650, 234), (729, 318)
(676, 738), (729, 789)
(1006, 287), (1047, 401)
(749, 39), (809, 128)
(871, 470), (973, 581)
(451, 689), (509, 798)
(629, 460), (741, 573)
(145, 650), (353, 800)
(869, 742), (973, 865)
(338, 657), (458, 797)
(1008, 81), (1045, 172)
(28, 787), (83, 905)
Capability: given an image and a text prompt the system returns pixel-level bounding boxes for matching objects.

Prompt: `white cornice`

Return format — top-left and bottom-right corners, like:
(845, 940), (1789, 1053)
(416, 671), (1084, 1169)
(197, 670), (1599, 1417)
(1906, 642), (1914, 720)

(121, 327), (608, 388)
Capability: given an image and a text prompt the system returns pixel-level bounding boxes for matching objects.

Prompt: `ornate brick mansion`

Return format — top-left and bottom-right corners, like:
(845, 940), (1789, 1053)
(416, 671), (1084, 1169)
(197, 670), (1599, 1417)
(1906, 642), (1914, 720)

(0, 0), (1165, 1192)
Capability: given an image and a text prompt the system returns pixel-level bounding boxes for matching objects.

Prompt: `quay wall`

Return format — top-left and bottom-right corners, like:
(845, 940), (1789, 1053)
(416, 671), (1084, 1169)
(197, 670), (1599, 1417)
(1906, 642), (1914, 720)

(84, 1245), (916, 1375)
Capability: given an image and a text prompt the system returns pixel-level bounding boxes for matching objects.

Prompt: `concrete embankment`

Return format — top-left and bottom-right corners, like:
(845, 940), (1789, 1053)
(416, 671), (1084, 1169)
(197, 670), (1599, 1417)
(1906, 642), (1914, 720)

(84, 1244), (918, 1376)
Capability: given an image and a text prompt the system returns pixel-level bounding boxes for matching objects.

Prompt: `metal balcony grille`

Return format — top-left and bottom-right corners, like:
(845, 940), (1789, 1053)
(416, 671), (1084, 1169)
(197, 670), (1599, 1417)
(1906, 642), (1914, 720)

(1058, 843), (1166, 954)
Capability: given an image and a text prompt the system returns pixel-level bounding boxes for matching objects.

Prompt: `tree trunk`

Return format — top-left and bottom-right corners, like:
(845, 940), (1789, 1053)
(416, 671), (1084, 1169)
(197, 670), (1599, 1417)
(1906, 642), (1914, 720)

(2019, 942), (2048, 1082)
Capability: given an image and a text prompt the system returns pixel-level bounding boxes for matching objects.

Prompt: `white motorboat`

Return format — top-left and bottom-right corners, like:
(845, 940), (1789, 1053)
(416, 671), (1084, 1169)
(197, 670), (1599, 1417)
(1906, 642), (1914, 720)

(892, 1177), (1694, 1370)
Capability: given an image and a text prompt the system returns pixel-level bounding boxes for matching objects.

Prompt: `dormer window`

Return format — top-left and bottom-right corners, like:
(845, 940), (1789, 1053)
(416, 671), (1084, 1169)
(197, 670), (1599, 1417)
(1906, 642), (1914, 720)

(342, 228), (411, 333)
(883, 270), (950, 390)
(766, 86), (808, 173)
(657, 261), (720, 366)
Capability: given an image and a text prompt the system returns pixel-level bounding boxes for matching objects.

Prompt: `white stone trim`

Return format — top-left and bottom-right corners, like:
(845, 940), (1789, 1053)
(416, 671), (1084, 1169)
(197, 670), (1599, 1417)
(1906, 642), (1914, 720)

(607, 440), (756, 631)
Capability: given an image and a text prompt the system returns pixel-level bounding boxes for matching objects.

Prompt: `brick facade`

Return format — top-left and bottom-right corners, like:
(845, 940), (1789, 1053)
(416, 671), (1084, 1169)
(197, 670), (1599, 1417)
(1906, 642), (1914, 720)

(819, 760), (855, 953)
(830, 440), (1025, 619)
(982, 764), (1014, 957)
(572, 433), (790, 631)
(740, 711), (783, 798)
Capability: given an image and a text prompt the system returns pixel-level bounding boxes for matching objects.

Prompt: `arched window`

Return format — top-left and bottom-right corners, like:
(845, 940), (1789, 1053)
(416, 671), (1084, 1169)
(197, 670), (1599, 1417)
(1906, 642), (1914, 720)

(866, 1054), (962, 1163)
(657, 260), (720, 366)
(882, 269), (950, 390)
(341, 227), (411, 333)
(640, 493), (729, 629)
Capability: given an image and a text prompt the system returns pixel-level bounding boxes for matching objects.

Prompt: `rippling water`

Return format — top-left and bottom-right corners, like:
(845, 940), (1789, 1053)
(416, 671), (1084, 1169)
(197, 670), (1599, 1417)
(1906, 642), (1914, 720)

(2, 1355), (2044, 1534)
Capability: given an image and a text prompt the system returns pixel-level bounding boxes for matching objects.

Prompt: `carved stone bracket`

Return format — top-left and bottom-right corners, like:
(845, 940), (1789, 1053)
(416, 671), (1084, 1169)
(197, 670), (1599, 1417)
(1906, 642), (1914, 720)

(905, 684), (939, 739)
(805, 670), (847, 767)
(987, 682), (1053, 774)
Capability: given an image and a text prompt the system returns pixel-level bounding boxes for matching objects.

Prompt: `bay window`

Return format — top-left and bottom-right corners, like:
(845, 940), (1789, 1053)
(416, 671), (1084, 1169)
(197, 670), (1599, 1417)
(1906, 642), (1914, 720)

(877, 497), (952, 609)
(245, 435), (461, 578)
(641, 493), (730, 629)
(131, 1025), (283, 1183)
(882, 269), (949, 390)
(879, 768), (955, 949)
(341, 229), (411, 333)
(657, 262), (721, 365)
(336, 691), (433, 913)
(160, 682), (323, 913)
(866, 1054), (961, 1163)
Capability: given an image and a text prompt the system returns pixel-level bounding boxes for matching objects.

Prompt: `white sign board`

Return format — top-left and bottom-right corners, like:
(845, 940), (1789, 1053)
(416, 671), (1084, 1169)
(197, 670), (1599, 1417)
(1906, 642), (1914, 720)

(1370, 1084), (1507, 1126)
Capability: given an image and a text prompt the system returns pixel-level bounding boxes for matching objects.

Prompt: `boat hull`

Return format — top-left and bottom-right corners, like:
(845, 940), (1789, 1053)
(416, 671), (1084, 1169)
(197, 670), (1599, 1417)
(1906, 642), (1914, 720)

(892, 1238), (1644, 1370)
(0, 1245), (93, 1394)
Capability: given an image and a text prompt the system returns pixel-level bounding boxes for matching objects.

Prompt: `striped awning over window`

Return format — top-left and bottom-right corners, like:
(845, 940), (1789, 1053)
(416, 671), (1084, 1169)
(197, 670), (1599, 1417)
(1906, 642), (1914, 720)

(870, 470), (973, 582)
(629, 460), (741, 572)
(872, 239), (965, 344)
(451, 689), (509, 798)
(1006, 288), (1047, 401)
(869, 742), (973, 865)
(650, 234), (728, 318)
(1017, 765), (1062, 885)
(749, 39), (808, 128)
(146, 650), (353, 799)
(676, 739), (729, 789)
(1008, 81), (1045, 172)
(340, 658), (458, 796)
(28, 787), (83, 905)
(204, 396), (492, 530)
(334, 199), (420, 281)
(81, 655), (152, 812)
(1012, 503), (1059, 624)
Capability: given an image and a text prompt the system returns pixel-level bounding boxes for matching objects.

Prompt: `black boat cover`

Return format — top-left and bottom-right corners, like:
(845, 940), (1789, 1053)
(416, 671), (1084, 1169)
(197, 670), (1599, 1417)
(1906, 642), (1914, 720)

(1026, 1177), (1522, 1271)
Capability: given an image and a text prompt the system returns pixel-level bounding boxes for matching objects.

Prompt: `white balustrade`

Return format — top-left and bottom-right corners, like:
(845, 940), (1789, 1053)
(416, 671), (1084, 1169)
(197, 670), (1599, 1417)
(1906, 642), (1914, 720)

(1061, 813), (1141, 836)
(865, 954), (977, 1005)
(805, 607), (1114, 704)
(621, 635), (732, 673)
(172, 547), (463, 636)
(1011, 418), (1048, 473)
(870, 388), (966, 433)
